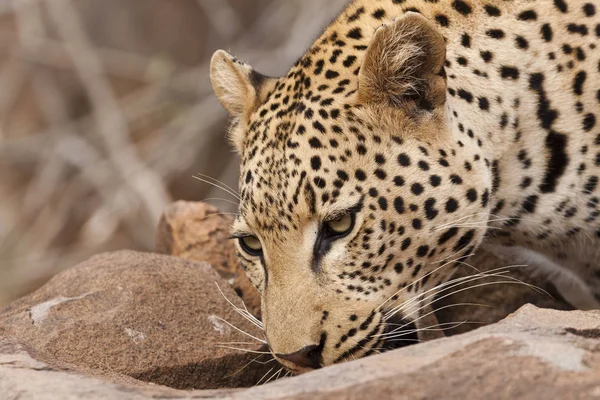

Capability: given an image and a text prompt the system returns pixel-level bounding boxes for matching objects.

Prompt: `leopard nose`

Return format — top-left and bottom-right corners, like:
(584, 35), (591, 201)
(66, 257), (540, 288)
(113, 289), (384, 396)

(276, 344), (322, 369)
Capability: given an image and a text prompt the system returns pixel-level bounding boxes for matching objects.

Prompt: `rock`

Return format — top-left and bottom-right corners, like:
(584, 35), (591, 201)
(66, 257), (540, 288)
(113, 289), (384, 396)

(0, 337), (240, 400)
(0, 251), (273, 390)
(434, 248), (573, 336)
(156, 201), (261, 317)
(234, 305), (600, 400)
(2, 305), (600, 399)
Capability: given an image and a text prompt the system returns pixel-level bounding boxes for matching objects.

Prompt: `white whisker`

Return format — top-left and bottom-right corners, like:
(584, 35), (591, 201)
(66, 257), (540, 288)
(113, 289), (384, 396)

(265, 368), (284, 384)
(232, 354), (277, 378)
(195, 172), (240, 197)
(211, 315), (267, 344)
(255, 367), (275, 387)
(384, 270), (509, 320)
(202, 197), (240, 207)
(377, 253), (471, 312)
(215, 283), (264, 330)
(193, 175), (241, 201)
(380, 302), (489, 338)
(384, 265), (538, 321)
(382, 320), (480, 341)
(216, 345), (273, 355)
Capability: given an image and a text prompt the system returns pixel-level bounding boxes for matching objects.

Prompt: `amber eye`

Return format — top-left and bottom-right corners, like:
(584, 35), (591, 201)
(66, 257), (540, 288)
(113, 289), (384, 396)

(239, 236), (263, 257)
(325, 213), (355, 237)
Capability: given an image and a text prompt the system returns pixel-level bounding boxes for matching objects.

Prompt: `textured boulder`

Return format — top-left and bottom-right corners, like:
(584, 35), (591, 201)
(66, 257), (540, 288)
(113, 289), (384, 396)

(233, 306), (600, 400)
(0, 338), (240, 400)
(2, 306), (600, 399)
(156, 201), (261, 317)
(0, 251), (272, 390)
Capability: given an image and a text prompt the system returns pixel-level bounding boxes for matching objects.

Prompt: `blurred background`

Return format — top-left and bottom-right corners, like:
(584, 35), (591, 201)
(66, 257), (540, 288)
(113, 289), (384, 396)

(0, 0), (348, 306)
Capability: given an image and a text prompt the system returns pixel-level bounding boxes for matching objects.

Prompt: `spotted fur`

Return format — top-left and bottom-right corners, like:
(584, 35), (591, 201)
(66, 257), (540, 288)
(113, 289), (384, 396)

(210, 0), (600, 372)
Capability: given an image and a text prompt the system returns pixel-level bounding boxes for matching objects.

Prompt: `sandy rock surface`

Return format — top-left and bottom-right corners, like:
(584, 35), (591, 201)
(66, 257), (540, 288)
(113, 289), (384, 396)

(0, 251), (272, 390)
(156, 201), (261, 317)
(234, 305), (600, 400)
(2, 305), (600, 399)
(0, 337), (239, 400)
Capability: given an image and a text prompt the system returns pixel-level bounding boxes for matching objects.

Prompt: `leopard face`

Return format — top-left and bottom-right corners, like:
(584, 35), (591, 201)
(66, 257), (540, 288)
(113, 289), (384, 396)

(210, 11), (495, 372)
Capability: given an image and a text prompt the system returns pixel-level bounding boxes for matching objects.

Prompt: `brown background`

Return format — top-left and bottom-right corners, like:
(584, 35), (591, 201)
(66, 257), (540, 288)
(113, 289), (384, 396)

(0, 0), (348, 306)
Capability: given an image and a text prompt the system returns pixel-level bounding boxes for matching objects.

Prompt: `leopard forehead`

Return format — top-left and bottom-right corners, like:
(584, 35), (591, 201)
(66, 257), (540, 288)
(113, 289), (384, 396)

(233, 60), (488, 285)
(236, 97), (468, 231)
(235, 23), (449, 234)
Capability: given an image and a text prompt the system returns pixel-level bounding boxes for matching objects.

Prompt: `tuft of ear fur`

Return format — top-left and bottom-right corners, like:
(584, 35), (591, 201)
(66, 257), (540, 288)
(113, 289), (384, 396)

(210, 50), (274, 119)
(358, 12), (447, 111)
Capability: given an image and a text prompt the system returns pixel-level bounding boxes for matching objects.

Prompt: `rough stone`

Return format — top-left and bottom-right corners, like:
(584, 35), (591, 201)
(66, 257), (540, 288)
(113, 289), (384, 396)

(233, 305), (600, 400)
(2, 306), (600, 399)
(156, 201), (261, 317)
(0, 251), (272, 390)
(0, 337), (240, 400)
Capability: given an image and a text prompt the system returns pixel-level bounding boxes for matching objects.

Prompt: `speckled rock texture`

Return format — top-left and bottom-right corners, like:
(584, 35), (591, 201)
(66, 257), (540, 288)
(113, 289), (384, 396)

(0, 251), (271, 390)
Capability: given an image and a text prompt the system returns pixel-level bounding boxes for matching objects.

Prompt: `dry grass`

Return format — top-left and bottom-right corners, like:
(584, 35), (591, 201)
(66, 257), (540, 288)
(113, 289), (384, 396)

(0, 0), (348, 305)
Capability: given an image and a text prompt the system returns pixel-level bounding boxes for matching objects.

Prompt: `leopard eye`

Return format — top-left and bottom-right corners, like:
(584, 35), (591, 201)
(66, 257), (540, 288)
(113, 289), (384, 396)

(239, 236), (263, 257)
(325, 213), (355, 237)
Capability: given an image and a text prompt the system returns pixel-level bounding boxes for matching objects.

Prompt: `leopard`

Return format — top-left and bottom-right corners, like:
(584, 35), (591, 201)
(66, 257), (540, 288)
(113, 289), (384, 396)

(209, 0), (600, 374)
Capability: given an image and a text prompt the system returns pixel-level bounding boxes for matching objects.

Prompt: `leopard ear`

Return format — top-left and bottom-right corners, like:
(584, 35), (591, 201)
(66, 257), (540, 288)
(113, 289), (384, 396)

(210, 50), (276, 119)
(357, 12), (447, 111)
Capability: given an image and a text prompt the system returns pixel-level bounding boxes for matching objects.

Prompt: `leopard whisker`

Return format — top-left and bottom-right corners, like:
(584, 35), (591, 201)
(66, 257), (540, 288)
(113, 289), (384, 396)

(202, 197), (240, 207)
(384, 267), (529, 321)
(384, 269), (516, 320)
(393, 278), (542, 325)
(218, 341), (263, 345)
(264, 367), (285, 385)
(193, 175), (241, 201)
(432, 213), (480, 230)
(380, 320), (472, 341)
(376, 253), (470, 312)
(232, 355), (277, 378)
(211, 316), (267, 344)
(381, 260), (495, 319)
(195, 172), (241, 198)
(435, 224), (506, 231)
(451, 261), (548, 297)
(215, 283), (264, 331)
(380, 302), (490, 338)
(216, 345), (273, 355)
(255, 367), (276, 387)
